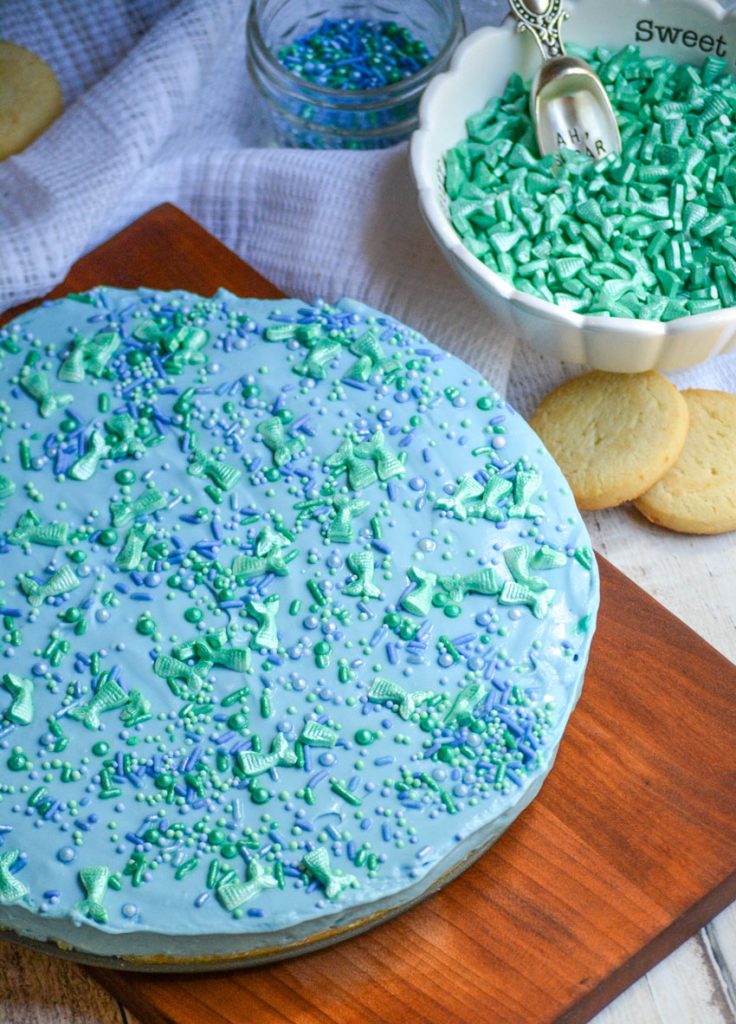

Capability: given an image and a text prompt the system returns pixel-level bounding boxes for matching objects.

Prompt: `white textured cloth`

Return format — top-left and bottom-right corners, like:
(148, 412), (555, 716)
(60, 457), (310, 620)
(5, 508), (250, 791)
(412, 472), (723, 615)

(1, 0), (736, 421)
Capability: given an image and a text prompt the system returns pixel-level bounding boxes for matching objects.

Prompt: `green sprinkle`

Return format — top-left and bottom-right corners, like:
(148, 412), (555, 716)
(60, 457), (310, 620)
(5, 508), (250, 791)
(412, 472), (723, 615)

(28, 786), (47, 807)
(440, 790), (457, 814)
(354, 729), (379, 746)
(175, 857), (199, 880)
(329, 778), (362, 806)
(307, 579), (327, 606)
(19, 440), (32, 471)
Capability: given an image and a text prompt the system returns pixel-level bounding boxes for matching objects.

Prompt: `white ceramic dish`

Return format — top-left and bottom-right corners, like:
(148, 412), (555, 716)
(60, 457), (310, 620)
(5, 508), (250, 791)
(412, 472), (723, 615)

(411, 0), (736, 372)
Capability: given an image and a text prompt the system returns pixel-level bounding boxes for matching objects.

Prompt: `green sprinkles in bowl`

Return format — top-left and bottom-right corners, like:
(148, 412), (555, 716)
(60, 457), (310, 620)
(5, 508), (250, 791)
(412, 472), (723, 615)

(445, 46), (736, 321)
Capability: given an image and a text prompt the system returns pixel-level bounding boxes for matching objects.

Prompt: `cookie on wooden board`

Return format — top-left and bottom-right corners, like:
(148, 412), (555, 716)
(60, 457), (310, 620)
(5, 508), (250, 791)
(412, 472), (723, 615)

(530, 371), (690, 511)
(0, 40), (63, 160)
(634, 389), (736, 535)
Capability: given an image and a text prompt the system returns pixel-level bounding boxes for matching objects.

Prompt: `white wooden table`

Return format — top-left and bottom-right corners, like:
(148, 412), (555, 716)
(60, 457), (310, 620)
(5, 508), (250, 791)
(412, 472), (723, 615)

(1, 506), (734, 1024)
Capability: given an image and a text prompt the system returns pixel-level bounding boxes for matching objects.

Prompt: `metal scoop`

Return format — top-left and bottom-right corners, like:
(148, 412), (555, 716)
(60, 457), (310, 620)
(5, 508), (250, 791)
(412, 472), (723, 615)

(508, 0), (621, 160)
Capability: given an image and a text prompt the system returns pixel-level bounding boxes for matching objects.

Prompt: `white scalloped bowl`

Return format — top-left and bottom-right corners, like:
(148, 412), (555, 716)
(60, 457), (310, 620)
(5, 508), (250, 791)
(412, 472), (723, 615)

(411, 0), (736, 372)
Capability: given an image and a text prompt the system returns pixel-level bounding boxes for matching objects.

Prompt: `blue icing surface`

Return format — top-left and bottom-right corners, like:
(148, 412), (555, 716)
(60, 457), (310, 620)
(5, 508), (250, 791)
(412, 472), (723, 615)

(0, 287), (598, 961)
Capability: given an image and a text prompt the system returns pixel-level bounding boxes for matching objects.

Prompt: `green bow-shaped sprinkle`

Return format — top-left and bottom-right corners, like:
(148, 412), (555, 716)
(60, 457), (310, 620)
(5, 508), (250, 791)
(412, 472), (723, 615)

(153, 655), (207, 698)
(2, 672), (34, 726)
(133, 321), (209, 371)
(57, 334), (87, 384)
(74, 865), (110, 923)
(504, 546), (548, 593)
(188, 444), (241, 492)
(345, 329), (399, 382)
(119, 689), (152, 727)
(58, 331), (120, 383)
(174, 628), (251, 673)
(299, 719), (339, 748)
(69, 429), (109, 482)
(69, 671), (128, 730)
(0, 850), (29, 905)
(164, 325), (209, 359)
(85, 330), (121, 376)
(19, 366), (73, 419)
(324, 437), (377, 491)
(247, 594), (280, 650)
(434, 473), (484, 520)
(0, 475), (15, 501)
(530, 545), (567, 571)
(236, 732), (297, 777)
(499, 581), (555, 618)
(499, 544), (557, 619)
(293, 337), (344, 380)
(257, 415), (305, 468)
(105, 413), (146, 461)
(507, 463), (545, 519)
(18, 564), (80, 607)
(329, 494), (369, 544)
(216, 857), (278, 913)
(468, 470), (513, 522)
(232, 525), (295, 578)
(116, 521), (155, 572)
(356, 427), (405, 482)
(302, 847), (356, 900)
(8, 509), (68, 548)
(436, 567), (503, 606)
(368, 677), (435, 720)
(401, 566), (438, 617)
(110, 487), (166, 527)
(294, 492), (369, 544)
(442, 682), (486, 728)
(343, 550), (381, 599)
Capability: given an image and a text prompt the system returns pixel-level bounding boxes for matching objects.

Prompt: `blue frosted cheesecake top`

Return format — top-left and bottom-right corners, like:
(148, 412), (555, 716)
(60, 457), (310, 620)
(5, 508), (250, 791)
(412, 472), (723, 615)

(0, 287), (597, 944)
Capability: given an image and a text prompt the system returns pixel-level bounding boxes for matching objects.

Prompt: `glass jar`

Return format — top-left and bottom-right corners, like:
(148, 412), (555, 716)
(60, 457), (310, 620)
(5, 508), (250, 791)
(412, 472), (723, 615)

(246, 0), (465, 149)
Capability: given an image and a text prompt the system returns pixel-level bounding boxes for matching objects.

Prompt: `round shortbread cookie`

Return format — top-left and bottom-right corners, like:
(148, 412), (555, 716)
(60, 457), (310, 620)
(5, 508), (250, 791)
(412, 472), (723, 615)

(634, 389), (736, 535)
(530, 371), (690, 511)
(0, 40), (63, 160)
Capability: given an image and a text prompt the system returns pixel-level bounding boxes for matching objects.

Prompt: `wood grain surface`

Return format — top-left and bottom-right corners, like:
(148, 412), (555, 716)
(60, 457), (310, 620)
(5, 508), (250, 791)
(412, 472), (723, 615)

(4, 205), (736, 1024)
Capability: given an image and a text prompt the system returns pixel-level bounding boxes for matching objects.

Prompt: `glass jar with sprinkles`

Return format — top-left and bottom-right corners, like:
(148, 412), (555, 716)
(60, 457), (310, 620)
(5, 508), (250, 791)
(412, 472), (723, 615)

(246, 0), (464, 149)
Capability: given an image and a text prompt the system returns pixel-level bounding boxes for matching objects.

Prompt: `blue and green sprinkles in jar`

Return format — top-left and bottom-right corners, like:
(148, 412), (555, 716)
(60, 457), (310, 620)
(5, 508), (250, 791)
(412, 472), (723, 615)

(277, 18), (433, 90)
(446, 46), (736, 320)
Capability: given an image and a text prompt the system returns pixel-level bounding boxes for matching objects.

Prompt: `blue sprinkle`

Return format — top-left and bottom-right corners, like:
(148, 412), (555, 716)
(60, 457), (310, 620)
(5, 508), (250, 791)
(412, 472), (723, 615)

(369, 625), (387, 647)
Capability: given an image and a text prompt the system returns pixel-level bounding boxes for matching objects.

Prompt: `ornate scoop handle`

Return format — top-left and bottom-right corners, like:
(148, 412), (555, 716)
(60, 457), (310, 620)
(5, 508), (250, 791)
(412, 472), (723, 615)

(508, 0), (569, 61)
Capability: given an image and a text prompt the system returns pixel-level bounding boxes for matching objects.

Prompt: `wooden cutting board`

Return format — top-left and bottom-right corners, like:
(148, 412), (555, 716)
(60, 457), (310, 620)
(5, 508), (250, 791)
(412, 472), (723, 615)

(3, 204), (736, 1024)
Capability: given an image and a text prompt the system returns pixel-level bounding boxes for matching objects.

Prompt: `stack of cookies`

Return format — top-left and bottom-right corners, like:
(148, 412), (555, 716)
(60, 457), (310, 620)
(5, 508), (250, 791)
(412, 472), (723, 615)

(531, 372), (736, 535)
